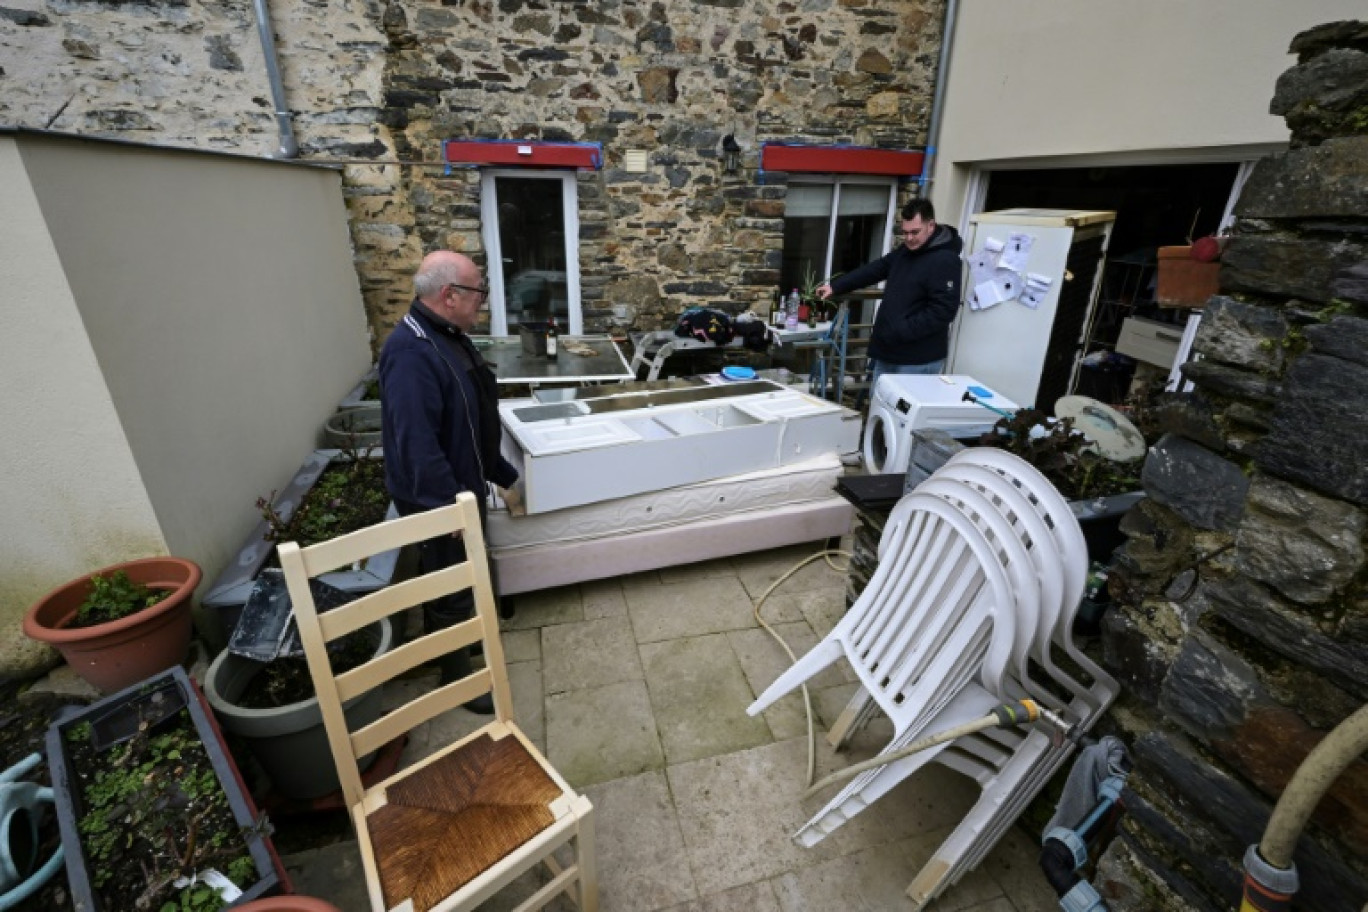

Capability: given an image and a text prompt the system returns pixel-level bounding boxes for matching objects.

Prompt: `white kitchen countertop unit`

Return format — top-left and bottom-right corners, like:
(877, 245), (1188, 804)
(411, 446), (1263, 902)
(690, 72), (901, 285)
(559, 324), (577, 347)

(500, 378), (861, 514)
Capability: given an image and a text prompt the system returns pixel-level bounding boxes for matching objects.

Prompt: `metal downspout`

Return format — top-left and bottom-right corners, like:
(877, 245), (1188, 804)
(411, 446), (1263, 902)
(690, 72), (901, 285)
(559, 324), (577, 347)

(252, 0), (298, 159)
(915, 0), (959, 201)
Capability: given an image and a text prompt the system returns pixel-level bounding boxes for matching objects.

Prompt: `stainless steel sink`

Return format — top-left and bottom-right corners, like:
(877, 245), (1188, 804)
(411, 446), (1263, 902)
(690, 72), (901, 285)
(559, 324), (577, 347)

(514, 379), (787, 422)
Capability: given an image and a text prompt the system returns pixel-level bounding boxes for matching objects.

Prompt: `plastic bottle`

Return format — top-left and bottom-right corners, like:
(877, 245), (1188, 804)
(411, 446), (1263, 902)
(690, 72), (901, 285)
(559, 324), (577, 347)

(785, 289), (799, 330)
(545, 316), (558, 360)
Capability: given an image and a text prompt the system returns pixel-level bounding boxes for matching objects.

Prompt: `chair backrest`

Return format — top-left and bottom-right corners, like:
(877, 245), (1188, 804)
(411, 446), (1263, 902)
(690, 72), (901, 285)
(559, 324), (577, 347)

(934, 462), (1103, 711)
(913, 477), (1061, 709)
(947, 448), (1089, 615)
(848, 492), (1019, 729)
(281, 493), (512, 809)
(946, 448), (1117, 707)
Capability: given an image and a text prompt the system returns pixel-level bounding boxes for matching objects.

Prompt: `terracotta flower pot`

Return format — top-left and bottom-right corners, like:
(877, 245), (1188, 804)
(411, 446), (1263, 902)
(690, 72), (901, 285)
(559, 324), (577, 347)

(23, 556), (201, 693)
(235, 897), (343, 912)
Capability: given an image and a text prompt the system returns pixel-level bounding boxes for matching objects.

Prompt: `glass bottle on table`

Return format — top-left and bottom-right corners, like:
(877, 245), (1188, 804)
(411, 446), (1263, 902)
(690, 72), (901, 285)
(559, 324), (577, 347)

(545, 316), (558, 360)
(785, 289), (799, 330)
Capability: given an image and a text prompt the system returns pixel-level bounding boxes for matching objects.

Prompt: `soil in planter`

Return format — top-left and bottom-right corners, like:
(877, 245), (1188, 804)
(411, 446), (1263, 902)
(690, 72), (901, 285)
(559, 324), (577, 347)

(236, 624), (381, 709)
(68, 571), (171, 629)
(258, 456), (389, 552)
(66, 706), (261, 911)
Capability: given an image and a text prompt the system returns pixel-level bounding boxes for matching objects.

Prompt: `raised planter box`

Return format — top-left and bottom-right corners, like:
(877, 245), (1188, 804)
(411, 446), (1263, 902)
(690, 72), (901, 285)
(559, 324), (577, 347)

(203, 449), (399, 635)
(337, 364), (380, 411)
(47, 666), (286, 910)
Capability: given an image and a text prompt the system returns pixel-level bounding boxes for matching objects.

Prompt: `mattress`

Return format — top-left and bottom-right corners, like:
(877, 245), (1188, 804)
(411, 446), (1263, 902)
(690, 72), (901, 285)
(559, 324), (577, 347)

(487, 453), (844, 552)
(492, 496), (854, 596)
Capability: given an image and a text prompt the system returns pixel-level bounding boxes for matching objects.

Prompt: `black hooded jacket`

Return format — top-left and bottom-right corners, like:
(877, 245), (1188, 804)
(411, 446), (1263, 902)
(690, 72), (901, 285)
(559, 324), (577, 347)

(831, 224), (963, 365)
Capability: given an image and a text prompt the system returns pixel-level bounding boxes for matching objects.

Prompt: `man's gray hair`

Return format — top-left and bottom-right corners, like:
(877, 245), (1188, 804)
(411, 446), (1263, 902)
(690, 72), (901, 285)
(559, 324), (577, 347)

(413, 259), (463, 299)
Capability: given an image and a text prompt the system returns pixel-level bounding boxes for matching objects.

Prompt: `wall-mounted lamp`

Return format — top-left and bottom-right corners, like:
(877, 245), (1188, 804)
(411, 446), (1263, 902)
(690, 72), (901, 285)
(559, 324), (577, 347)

(721, 134), (741, 175)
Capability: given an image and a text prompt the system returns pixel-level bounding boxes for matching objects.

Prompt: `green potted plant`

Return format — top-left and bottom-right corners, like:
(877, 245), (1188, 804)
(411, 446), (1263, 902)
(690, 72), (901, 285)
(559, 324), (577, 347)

(47, 666), (286, 910)
(23, 557), (201, 694)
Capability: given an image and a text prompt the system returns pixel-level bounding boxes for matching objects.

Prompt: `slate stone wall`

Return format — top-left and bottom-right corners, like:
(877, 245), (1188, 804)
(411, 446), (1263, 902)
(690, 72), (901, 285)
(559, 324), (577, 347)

(1, 0), (946, 345)
(1097, 21), (1368, 911)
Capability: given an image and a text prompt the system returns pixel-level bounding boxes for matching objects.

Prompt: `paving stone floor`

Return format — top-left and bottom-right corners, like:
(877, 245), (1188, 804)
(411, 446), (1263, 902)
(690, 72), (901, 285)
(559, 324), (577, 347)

(284, 542), (1061, 911)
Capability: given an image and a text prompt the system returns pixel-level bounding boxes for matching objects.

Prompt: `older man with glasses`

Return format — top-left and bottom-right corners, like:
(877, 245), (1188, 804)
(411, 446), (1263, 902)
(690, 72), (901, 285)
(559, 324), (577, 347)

(816, 198), (964, 395)
(378, 250), (519, 714)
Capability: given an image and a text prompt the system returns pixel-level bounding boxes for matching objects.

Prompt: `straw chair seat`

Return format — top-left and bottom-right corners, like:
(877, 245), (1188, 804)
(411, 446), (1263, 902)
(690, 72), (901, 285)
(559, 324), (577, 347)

(370, 732), (562, 910)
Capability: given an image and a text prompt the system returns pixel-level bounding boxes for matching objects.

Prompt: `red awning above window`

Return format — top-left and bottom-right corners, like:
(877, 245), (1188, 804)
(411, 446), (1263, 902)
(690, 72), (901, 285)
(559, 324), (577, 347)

(761, 144), (925, 177)
(443, 140), (603, 169)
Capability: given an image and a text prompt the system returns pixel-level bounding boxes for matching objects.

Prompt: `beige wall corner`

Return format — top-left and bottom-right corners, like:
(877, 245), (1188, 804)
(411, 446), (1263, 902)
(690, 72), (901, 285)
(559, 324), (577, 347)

(0, 136), (167, 635)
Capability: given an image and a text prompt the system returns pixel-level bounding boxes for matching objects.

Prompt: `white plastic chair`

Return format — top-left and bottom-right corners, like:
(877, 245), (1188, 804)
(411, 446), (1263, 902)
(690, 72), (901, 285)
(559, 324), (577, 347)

(901, 449), (1121, 908)
(791, 478), (1057, 847)
(748, 492), (1022, 846)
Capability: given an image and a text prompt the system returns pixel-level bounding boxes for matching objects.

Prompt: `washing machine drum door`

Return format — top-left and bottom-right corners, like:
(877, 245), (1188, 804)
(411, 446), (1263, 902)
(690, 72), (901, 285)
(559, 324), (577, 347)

(863, 409), (903, 474)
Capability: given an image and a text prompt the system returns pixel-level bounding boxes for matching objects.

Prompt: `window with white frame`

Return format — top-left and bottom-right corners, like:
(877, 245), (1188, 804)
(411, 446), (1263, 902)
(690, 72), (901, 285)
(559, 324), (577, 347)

(480, 169), (583, 336)
(781, 178), (898, 296)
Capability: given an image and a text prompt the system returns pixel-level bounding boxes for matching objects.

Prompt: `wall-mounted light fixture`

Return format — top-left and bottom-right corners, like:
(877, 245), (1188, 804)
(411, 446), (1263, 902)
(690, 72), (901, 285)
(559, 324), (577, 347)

(721, 134), (741, 175)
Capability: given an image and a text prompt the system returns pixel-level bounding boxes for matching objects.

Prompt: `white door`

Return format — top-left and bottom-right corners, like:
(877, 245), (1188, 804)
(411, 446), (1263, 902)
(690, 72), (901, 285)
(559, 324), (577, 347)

(480, 170), (582, 336)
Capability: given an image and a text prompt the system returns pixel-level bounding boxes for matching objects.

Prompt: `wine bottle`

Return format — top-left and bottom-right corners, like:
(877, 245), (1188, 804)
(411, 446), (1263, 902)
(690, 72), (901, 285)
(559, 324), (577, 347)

(545, 316), (559, 360)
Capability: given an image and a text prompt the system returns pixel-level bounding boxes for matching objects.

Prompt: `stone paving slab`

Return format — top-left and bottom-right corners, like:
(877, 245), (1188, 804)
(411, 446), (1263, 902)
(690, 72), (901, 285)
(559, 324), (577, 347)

(543, 614), (644, 694)
(546, 679), (665, 787)
(659, 555), (738, 584)
(727, 622), (849, 742)
(667, 736), (982, 898)
(771, 837), (947, 911)
(582, 577), (628, 618)
(583, 770), (699, 910)
(508, 657), (545, 748)
(639, 633), (774, 764)
(627, 575), (762, 643)
(731, 544), (843, 599)
(501, 626), (541, 663)
(503, 584), (585, 630)
(656, 879), (783, 912)
(974, 823), (1060, 912)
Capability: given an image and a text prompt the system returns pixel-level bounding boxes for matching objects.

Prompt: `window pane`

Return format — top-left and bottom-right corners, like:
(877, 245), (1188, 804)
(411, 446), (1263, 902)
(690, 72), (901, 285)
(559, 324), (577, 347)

(782, 179), (893, 293)
(496, 176), (568, 330)
(831, 209), (886, 278)
(781, 184), (832, 293)
(837, 184), (888, 216)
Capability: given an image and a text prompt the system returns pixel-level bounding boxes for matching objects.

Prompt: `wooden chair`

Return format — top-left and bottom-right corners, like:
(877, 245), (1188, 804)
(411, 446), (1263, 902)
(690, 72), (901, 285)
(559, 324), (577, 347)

(280, 493), (597, 912)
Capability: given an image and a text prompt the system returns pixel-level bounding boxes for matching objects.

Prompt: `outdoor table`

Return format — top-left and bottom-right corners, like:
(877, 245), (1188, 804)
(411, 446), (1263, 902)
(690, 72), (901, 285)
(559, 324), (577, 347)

(473, 334), (634, 386)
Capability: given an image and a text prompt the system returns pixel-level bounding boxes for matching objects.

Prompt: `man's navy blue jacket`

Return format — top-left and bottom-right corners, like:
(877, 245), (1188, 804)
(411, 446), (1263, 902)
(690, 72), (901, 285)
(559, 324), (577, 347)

(379, 302), (518, 516)
(830, 224), (963, 366)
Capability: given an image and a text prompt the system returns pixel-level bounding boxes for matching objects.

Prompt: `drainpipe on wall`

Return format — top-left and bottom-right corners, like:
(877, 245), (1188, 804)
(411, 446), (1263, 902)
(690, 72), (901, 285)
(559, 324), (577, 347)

(252, 0), (298, 159)
(914, 0), (959, 202)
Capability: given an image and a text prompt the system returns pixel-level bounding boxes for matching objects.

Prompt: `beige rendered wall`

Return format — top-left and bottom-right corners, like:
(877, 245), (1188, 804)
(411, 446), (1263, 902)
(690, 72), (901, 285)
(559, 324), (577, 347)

(0, 136), (166, 626)
(931, 0), (1367, 223)
(15, 134), (372, 603)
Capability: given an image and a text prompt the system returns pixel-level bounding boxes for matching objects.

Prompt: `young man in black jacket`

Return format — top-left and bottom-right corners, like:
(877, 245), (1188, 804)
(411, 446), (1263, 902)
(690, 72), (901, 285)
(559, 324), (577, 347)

(379, 250), (520, 714)
(817, 198), (963, 394)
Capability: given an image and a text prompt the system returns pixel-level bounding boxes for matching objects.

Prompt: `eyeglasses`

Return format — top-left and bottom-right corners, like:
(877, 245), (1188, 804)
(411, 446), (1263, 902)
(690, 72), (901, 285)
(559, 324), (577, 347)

(446, 283), (489, 302)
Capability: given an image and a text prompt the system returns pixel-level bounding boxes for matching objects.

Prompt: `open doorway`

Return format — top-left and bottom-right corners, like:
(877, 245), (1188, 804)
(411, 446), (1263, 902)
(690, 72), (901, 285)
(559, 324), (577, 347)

(979, 161), (1242, 401)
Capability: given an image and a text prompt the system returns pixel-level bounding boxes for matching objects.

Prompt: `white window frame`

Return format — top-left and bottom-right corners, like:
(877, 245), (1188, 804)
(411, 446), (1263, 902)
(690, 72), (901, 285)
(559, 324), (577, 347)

(479, 169), (583, 336)
(788, 175), (900, 279)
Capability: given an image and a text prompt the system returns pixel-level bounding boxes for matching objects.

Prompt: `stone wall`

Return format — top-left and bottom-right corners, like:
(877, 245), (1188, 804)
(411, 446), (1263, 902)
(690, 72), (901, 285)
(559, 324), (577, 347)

(1097, 21), (1368, 912)
(1, 0), (946, 346)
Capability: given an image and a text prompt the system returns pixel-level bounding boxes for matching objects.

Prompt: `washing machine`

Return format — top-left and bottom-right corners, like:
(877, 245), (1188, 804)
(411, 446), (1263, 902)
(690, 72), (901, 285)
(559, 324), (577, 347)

(862, 374), (1018, 474)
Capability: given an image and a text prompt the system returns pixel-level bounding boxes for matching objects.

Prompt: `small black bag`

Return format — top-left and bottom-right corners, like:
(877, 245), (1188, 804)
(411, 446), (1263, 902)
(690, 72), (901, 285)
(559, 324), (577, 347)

(674, 307), (734, 345)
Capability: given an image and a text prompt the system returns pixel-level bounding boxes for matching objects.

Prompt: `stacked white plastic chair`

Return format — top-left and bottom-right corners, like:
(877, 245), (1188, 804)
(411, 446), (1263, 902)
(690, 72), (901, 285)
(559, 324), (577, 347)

(745, 448), (1118, 909)
(746, 488), (1025, 840)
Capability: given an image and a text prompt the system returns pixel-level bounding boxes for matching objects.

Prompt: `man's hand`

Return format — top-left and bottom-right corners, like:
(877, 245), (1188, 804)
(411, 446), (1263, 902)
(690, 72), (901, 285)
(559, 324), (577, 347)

(499, 485), (525, 517)
(817, 282), (834, 300)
